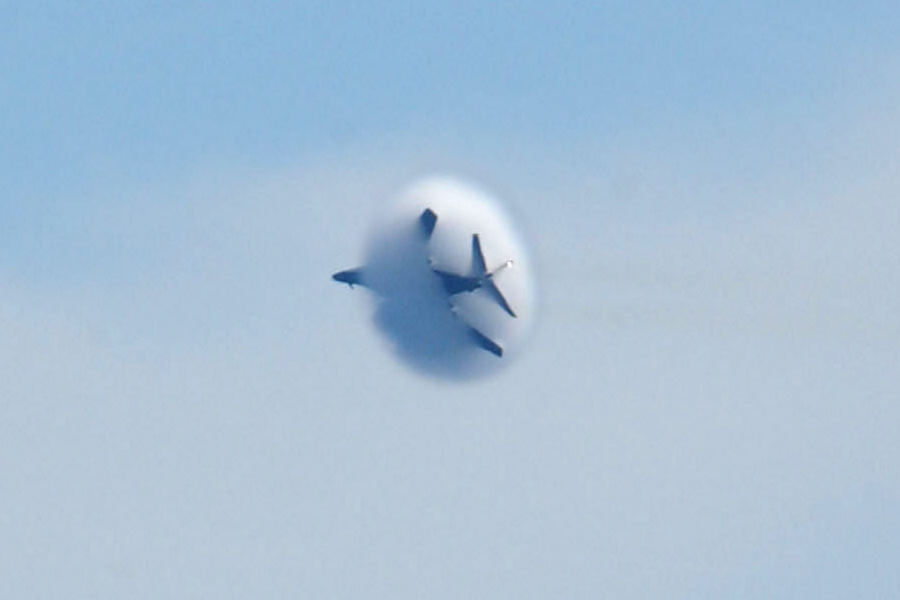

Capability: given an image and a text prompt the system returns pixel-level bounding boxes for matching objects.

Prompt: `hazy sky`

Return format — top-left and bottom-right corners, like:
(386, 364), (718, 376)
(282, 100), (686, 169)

(3, 2), (899, 598)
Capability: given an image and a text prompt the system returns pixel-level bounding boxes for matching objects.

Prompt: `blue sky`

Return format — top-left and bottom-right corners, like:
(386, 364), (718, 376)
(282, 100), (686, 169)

(2, 2), (900, 598)
(5, 1), (898, 198)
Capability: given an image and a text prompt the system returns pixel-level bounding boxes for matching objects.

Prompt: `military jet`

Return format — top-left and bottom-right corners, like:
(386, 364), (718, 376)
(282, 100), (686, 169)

(332, 208), (517, 357)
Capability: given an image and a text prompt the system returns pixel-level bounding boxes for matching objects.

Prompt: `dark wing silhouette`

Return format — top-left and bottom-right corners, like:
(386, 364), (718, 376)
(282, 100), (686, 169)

(334, 209), (436, 288)
(419, 208), (438, 240)
(332, 268), (365, 287)
(466, 325), (503, 357)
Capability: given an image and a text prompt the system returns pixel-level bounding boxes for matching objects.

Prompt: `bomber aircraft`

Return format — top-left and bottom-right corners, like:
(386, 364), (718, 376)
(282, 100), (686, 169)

(332, 208), (517, 357)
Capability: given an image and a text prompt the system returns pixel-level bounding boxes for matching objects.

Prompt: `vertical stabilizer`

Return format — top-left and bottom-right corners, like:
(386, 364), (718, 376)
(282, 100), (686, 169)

(471, 234), (488, 276)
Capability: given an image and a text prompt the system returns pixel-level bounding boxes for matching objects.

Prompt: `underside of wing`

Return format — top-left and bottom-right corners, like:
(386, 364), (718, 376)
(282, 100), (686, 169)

(466, 325), (503, 357)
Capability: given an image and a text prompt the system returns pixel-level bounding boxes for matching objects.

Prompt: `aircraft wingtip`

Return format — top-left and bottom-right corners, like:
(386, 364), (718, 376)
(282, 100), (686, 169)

(419, 208), (437, 239)
(332, 268), (364, 288)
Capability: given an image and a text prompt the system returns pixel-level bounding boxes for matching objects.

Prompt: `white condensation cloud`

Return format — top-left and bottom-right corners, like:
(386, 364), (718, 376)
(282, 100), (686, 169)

(357, 176), (536, 378)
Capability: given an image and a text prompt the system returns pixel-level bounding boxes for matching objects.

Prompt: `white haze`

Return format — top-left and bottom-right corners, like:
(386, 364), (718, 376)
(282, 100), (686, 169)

(359, 176), (536, 378)
(1, 103), (899, 596)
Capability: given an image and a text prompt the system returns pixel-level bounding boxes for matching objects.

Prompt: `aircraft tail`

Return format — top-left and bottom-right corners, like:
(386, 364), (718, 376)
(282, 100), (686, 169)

(471, 234), (488, 275)
(471, 234), (516, 317)
(483, 278), (516, 318)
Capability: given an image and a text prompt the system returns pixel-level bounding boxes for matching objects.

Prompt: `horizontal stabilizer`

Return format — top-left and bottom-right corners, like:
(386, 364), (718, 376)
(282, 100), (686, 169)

(332, 268), (365, 287)
(484, 279), (516, 318)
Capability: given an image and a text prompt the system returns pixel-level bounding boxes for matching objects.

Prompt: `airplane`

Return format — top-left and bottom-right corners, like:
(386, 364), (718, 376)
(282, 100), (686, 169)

(332, 208), (517, 357)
